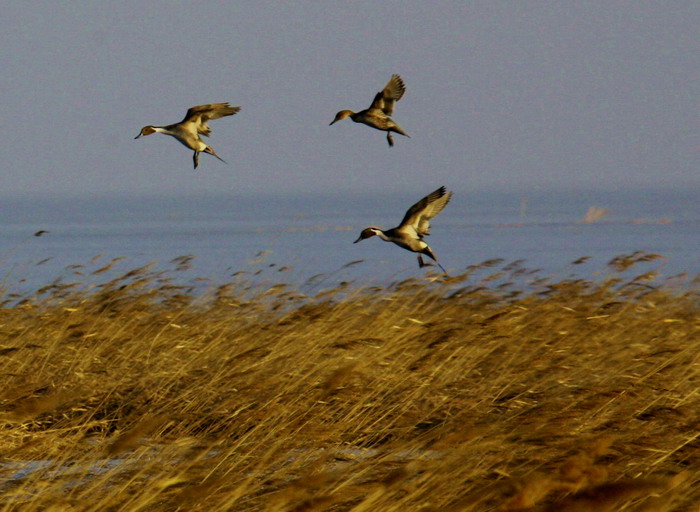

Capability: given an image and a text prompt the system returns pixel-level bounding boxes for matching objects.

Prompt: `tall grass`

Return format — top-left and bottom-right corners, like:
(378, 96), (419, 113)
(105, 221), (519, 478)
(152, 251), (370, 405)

(0, 254), (697, 511)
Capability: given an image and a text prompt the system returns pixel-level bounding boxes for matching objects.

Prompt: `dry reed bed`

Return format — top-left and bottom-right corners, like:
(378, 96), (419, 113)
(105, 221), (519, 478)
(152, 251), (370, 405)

(0, 256), (698, 511)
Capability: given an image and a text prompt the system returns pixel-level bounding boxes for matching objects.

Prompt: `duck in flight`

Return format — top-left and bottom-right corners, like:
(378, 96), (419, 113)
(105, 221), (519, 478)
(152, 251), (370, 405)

(354, 186), (452, 272)
(330, 74), (409, 147)
(135, 103), (240, 169)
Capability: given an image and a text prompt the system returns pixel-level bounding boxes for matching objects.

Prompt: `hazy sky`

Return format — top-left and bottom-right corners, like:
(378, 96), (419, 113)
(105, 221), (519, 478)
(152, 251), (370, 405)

(1, 2), (697, 198)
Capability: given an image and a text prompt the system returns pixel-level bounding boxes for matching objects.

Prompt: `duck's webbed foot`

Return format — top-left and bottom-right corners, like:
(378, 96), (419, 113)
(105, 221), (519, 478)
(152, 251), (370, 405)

(193, 151), (200, 169)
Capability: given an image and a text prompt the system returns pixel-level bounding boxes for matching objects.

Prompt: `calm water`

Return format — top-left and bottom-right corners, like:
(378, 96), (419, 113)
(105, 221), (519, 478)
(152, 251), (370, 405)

(0, 188), (698, 295)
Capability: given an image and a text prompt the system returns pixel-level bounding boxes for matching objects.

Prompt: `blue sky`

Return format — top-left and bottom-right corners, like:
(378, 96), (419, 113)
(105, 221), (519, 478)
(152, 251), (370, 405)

(1, 2), (697, 198)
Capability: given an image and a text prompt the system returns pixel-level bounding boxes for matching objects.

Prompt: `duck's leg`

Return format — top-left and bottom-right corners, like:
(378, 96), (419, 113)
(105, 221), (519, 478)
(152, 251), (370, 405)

(387, 132), (394, 147)
(193, 151), (200, 169)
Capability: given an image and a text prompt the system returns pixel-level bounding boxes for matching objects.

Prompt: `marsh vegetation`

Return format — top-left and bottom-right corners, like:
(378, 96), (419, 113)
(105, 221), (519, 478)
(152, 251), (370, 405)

(0, 254), (697, 511)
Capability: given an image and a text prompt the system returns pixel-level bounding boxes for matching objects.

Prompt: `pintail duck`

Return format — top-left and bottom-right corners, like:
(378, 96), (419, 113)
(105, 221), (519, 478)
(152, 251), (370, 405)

(330, 74), (409, 147)
(135, 103), (240, 169)
(354, 186), (452, 272)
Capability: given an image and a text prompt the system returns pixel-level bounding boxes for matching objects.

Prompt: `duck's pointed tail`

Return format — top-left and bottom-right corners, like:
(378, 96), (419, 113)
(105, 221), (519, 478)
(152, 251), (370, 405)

(204, 147), (227, 165)
(419, 249), (447, 275)
(387, 125), (409, 147)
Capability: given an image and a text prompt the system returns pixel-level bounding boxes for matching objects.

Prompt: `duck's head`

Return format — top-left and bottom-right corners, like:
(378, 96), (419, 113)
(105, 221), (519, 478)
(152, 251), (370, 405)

(354, 227), (381, 243)
(330, 110), (354, 126)
(134, 125), (157, 139)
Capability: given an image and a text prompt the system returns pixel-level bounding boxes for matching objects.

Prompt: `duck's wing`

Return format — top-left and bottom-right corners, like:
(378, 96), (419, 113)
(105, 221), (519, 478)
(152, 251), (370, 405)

(182, 103), (241, 136)
(368, 74), (406, 115)
(397, 186), (451, 237)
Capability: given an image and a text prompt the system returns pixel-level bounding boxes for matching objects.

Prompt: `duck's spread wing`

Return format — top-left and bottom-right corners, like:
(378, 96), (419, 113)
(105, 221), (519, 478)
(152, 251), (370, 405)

(368, 74), (406, 115)
(183, 103), (241, 136)
(398, 186), (451, 236)
(368, 91), (386, 112)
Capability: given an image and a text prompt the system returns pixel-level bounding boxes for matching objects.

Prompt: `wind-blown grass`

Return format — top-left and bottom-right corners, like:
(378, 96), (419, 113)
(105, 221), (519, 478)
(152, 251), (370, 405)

(0, 254), (697, 511)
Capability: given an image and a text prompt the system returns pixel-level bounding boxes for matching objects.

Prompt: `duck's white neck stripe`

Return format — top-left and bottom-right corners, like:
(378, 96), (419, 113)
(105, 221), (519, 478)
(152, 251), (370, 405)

(373, 229), (390, 242)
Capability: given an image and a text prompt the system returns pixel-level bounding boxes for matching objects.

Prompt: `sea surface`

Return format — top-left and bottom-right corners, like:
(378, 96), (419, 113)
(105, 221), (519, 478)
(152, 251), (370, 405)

(0, 187), (698, 296)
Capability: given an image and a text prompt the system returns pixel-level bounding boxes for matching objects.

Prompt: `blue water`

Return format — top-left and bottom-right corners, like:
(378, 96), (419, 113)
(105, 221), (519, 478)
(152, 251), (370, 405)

(0, 187), (698, 296)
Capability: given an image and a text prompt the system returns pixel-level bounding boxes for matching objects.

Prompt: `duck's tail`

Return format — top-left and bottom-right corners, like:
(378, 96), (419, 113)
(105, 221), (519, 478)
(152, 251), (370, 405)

(419, 248), (447, 274)
(204, 146), (227, 165)
(387, 124), (410, 147)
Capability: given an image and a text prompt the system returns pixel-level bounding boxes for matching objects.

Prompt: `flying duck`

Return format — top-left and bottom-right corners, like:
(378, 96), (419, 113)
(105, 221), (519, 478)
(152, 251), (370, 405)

(330, 74), (409, 147)
(355, 186), (451, 272)
(135, 103), (240, 169)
